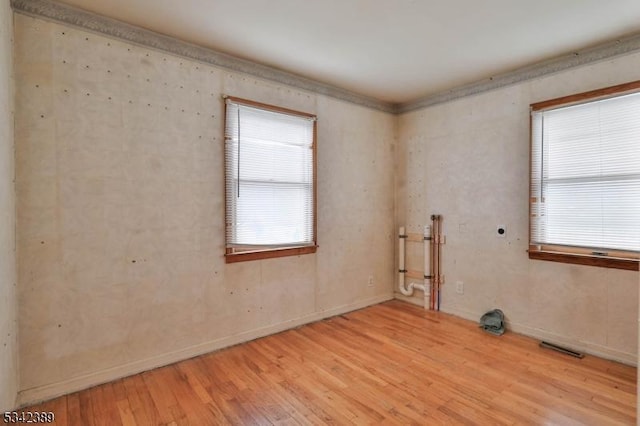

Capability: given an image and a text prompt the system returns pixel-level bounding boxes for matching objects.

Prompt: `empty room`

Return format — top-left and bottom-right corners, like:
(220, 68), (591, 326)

(1, 0), (640, 424)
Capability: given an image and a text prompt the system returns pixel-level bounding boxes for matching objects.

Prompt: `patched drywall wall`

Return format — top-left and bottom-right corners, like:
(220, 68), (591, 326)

(14, 14), (395, 404)
(397, 52), (640, 364)
(0, 0), (18, 412)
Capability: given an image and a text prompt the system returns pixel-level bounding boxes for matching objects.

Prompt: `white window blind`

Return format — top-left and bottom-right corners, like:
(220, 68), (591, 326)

(531, 92), (640, 253)
(224, 99), (315, 251)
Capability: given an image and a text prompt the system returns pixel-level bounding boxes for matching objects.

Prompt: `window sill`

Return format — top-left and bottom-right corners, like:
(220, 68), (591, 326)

(529, 250), (639, 271)
(225, 245), (317, 263)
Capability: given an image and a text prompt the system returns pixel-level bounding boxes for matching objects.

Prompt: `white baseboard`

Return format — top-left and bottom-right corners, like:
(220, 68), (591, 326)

(18, 293), (394, 407)
(440, 305), (637, 366)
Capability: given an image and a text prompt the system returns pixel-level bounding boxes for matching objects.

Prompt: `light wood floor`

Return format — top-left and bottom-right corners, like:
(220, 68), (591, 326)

(27, 300), (636, 425)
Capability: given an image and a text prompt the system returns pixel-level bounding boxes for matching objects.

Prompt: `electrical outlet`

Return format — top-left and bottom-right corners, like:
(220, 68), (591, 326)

(367, 276), (374, 287)
(456, 281), (464, 295)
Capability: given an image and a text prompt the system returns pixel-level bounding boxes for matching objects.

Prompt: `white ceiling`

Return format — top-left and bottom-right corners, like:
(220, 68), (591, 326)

(55, 0), (640, 103)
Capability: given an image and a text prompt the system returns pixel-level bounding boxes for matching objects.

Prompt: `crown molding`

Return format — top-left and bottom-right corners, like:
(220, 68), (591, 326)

(11, 0), (640, 115)
(10, 0), (396, 113)
(397, 32), (640, 113)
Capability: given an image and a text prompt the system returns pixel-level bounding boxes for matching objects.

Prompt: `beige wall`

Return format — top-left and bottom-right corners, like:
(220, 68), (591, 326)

(397, 52), (640, 364)
(14, 14), (395, 404)
(0, 0), (18, 412)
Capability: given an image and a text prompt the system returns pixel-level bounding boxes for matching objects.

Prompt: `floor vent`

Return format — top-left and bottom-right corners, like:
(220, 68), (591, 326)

(539, 341), (585, 358)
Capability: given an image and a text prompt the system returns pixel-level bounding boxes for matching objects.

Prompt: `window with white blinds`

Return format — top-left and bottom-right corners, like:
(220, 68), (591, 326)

(224, 97), (316, 261)
(530, 84), (640, 268)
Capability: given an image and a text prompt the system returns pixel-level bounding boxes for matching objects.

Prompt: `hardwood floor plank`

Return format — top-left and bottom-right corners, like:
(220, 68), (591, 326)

(92, 381), (122, 426)
(141, 369), (179, 425)
(242, 342), (339, 425)
(116, 399), (137, 426)
(20, 300), (636, 425)
(51, 395), (69, 426)
(78, 388), (97, 426)
(121, 375), (157, 425)
(66, 393), (82, 426)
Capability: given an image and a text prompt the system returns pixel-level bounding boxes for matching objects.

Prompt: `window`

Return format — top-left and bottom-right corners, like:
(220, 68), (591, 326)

(529, 81), (640, 271)
(224, 96), (317, 263)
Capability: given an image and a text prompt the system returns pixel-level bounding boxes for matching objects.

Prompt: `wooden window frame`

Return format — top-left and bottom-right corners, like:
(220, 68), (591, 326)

(223, 96), (318, 263)
(529, 81), (640, 271)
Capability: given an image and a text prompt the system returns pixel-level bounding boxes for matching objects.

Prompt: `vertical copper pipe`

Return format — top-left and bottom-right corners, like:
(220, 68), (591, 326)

(430, 214), (443, 311)
(429, 217), (435, 309)
(437, 215), (442, 311)
(429, 215), (436, 309)
(430, 215), (436, 310)
(434, 215), (439, 311)
(432, 216), (436, 311)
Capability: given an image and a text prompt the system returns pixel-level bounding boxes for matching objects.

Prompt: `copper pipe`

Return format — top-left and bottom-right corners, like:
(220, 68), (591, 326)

(437, 215), (442, 310)
(429, 218), (435, 309)
(434, 215), (439, 310)
(432, 216), (436, 310)
(430, 215), (437, 310)
(430, 214), (443, 311)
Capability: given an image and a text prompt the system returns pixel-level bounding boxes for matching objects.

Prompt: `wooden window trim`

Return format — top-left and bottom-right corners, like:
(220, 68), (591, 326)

(223, 97), (318, 263)
(225, 245), (318, 263)
(531, 80), (640, 112)
(224, 96), (316, 119)
(529, 80), (640, 271)
(529, 247), (639, 271)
